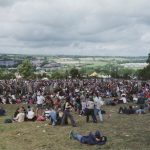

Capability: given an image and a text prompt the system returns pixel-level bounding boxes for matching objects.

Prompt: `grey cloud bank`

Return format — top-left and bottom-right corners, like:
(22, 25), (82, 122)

(0, 0), (150, 56)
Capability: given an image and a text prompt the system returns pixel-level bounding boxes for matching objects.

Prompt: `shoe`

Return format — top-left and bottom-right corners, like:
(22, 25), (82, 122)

(52, 122), (56, 126)
(69, 130), (74, 139)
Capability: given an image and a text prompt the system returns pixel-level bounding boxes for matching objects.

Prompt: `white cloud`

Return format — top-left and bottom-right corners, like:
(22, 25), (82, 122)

(0, 0), (150, 56)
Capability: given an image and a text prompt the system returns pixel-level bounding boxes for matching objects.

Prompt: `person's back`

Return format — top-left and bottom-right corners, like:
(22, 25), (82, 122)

(94, 96), (103, 109)
(87, 100), (94, 109)
(15, 112), (25, 122)
(27, 109), (35, 119)
(14, 107), (25, 122)
(37, 95), (45, 105)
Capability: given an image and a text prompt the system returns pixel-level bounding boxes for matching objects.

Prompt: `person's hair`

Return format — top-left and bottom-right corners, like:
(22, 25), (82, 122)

(27, 105), (31, 109)
(95, 130), (102, 139)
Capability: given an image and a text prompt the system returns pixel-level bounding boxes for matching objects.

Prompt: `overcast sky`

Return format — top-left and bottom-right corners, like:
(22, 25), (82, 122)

(0, 0), (150, 56)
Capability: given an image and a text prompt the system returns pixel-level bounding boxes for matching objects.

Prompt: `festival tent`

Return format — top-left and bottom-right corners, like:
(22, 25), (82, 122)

(42, 77), (49, 81)
(89, 72), (111, 78)
(89, 72), (98, 77)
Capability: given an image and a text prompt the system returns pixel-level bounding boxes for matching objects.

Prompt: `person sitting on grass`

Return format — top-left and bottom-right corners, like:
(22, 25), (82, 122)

(26, 107), (36, 121)
(118, 105), (146, 115)
(118, 105), (135, 114)
(48, 107), (57, 126)
(69, 130), (107, 145)
(0, 106), (6, 116)
(13, 107), (25, 123)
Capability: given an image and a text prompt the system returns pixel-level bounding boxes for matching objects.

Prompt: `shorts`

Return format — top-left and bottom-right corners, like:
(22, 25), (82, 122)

(37, 104), (43, 109)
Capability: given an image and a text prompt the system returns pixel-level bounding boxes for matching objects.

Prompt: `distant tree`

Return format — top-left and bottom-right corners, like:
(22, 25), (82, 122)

(70, 67), (80, 78)
(51, 70), (65, 79)
(64, 70), (69, 79)
(17, 59), (34, 79)
(0, 69), (4, 79)
(139, 53), (150, 80)
(146, 53), (150, 65)
(0, 69), (15, 79)
(139, 65), (150, 80)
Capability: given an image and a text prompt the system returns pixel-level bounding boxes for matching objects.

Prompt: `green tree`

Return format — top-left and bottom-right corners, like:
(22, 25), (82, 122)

(139, 65), (150, 80)
(0, 69), (15, 79)
(51, 70), (65, 79)
(146, 53), (150, 64)
(17, 59), (34, 79)
(138, 53), (150, 80)
(70, 67), (80, 78)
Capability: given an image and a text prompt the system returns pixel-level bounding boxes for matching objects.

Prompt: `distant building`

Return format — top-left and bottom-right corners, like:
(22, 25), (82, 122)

(31, 60), (43, 67)
(120, 63), (148, 69)
(43, 63), (61, 68)
(0, 60), (17, 67)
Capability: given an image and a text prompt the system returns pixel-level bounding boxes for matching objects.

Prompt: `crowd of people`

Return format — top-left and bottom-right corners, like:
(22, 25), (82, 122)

(0, 78), (150, 145)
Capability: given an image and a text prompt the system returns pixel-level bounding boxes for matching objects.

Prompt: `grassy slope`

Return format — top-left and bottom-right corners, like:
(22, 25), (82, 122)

(0, 104), (150, 150)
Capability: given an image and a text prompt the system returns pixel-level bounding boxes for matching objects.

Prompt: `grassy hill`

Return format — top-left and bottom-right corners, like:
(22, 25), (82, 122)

(0, 104), (150, 150)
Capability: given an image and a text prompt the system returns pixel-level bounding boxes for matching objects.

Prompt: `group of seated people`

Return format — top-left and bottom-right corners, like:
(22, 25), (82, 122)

(13, 106), (36, 122)
(2, 105), (66, 126)
(118, 102), (150, 115)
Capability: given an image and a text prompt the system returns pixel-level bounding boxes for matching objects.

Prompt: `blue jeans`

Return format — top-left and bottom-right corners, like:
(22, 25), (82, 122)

(136, 109), (145, 114)
(94, 108), (103, 122)
(73, 134), (83, 142)
(49, 111), (57, 125)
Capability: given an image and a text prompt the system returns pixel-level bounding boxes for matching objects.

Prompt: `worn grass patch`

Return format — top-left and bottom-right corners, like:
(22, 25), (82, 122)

(0, 104), (150, 150)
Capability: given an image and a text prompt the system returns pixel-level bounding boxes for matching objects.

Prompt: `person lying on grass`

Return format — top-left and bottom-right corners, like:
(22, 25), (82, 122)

(118, 105), (146, 114)
(69, 130), (107, 145)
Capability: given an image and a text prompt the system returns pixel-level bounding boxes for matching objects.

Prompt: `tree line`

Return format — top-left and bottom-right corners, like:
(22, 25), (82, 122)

(0, 54), (150, 80)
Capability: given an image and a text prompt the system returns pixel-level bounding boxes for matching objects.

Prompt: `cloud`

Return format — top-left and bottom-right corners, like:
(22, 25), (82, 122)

(0, 0), (150, 56)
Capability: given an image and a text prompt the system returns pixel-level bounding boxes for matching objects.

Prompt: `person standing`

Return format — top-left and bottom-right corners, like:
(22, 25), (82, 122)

(94, 93), (104, 122)
(61, 97), (77, 127)
(36, 92), (45, 116)
(86, 97), (97, 123)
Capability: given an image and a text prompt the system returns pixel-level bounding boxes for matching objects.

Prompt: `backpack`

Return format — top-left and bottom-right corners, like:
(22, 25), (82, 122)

(4, 118), (12, 123)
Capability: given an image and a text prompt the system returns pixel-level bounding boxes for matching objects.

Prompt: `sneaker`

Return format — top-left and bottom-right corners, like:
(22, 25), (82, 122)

(69, 130), (74, 139)
(52, 122), (56, 126)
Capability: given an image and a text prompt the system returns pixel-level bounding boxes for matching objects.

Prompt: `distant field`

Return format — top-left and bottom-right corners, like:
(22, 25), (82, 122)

(85, 61), (108, 67)
(0, 104), (150, 150)
(55, 58), (108, 68)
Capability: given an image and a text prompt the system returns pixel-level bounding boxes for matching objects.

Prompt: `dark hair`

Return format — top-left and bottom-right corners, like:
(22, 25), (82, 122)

(95, 130), (102, 139)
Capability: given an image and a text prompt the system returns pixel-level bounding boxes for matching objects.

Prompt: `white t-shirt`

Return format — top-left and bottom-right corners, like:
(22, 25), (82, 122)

(120, 97), (127, 103)
(15, 112), (25, 122)
(44, 110), (51, 118)
(37, 95), (45, 104)
(27, 110), (35, 119)
(94, 96), (104, 109)
(87, 101), (94, 109)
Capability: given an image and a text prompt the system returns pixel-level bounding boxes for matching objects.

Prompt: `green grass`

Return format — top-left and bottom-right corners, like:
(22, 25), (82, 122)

(0, 104), (150, 150)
